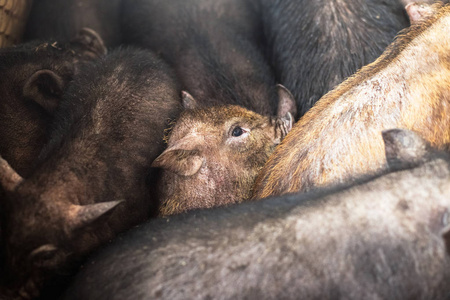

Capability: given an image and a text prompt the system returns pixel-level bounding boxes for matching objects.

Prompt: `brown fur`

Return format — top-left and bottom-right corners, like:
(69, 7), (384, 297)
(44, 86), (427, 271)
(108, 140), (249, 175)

(252, 3), (450, 199)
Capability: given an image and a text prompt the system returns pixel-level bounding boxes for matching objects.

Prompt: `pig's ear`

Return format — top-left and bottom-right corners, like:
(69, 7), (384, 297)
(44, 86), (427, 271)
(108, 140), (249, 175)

(0, 155), (23, 193)
(181, 91), (198, 109)
(382, 128), (429, 170)
(272, 112), (294, 145)
(152, 149), (203, 176)
(71, 27), (107, 58)
(276, 84), (297, 120)
(23, 69), (65, 114)
(67, 200), (124, 232)
(405, 3), (434, 24)
(442, 223), (450, 256)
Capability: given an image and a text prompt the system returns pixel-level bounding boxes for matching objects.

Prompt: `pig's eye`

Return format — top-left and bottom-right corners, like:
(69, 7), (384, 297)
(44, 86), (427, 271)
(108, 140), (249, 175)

(231, 126), (246, 137)
(29, 244), (58, 265)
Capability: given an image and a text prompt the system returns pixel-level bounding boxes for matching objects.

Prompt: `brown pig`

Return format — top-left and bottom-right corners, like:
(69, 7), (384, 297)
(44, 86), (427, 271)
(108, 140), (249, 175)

(252, 2), (450, 199)
(152, 95), (293, 216)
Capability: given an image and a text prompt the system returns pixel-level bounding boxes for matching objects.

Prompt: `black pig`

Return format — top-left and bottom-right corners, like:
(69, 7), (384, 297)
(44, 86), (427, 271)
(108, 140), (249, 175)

(259, 0), (410, 117)
(121, 0), (296, 117)
(0, 28), (106, 178)
(0, 47), (181, 299)
(63, 129), (450, 300)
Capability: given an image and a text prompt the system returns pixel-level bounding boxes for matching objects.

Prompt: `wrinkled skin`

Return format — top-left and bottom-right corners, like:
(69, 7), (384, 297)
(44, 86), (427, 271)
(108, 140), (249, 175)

(152, 105), (292, 216)
(0, 28), (106, 178)
(252, 3), (450, 199)
(0, 47), (181, 299)
(63, 129), (450, 300)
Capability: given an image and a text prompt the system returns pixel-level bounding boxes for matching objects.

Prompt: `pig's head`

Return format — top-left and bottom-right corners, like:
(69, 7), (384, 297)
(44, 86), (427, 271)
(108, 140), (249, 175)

(0, 157), (121, 299)
(382, 128), (450, 258)
(152, 87), (295, 216)
(0, 28), (106, 178)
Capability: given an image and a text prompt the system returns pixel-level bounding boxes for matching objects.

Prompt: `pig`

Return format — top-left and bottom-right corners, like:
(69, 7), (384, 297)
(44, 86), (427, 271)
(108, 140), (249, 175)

(152, 102), (293, 216)
(252, 2), (450, 200)
(258, 0), (411, 117)
(122, 0), (297, 215)
(0, 28), (107, 178)
(62, 128), (450, 300)
(24, 0), (122, 48)
(121, 0), (296, 117)
(0, 46), (182, 299)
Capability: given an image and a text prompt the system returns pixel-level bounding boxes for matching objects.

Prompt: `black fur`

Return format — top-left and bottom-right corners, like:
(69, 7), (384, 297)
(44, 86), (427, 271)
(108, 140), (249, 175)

(0, 32), (105, 178)
(259, 0), (410, 117)
(63, 134), (450, 299)
(0, 47), (182, 299)
(121, 0), (278, 115)
(24, 0), (122, 47)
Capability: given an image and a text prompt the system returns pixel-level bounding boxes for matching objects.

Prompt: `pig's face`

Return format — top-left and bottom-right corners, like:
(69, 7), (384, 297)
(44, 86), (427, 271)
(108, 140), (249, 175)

(0, 164), (122, 299)
(152, 105), (293, 216)
(0, 191), (73, 299)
